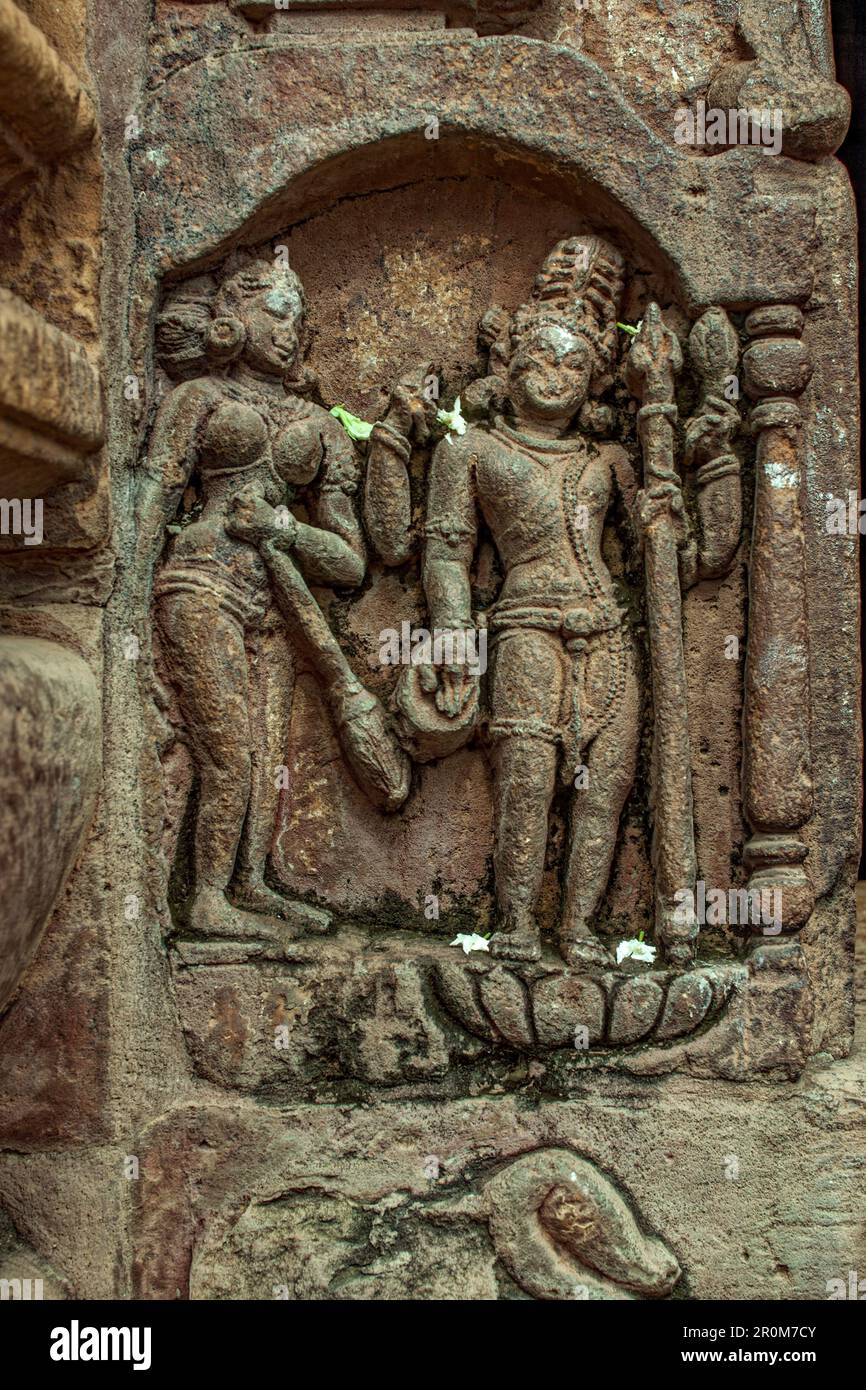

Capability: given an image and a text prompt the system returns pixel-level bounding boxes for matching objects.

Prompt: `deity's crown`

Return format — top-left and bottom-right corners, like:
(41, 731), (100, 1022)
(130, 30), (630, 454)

(512, 236), (625, 387)
(214, 251), (306, 319)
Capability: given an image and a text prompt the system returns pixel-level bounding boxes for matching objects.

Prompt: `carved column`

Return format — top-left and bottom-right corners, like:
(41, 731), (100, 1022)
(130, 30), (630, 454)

(741, 304), (814, 930)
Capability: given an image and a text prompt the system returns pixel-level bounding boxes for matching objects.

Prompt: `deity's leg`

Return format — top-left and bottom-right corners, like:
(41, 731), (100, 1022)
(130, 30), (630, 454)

(560, 636), (640, 968)
(157, 593), (285, 939)
(489, 629), (563, 962)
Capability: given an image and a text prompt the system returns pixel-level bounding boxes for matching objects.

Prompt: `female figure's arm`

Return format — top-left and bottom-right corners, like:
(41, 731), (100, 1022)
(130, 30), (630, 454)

(132, 379), (217, 598)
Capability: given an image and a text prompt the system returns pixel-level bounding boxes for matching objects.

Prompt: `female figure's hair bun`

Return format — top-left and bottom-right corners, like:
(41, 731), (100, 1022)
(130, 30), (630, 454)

(155, 274), (216, 379)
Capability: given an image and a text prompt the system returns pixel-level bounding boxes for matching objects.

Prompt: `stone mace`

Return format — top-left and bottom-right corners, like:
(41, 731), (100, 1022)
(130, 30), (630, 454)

(626, 303), (697, 966)
(252, 536), (410, 812)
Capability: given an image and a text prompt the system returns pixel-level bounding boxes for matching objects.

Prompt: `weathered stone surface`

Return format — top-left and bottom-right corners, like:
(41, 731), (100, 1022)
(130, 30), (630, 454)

(533, 973), (605, 1047)
(0, 0), (96, 192)
(128, 1004), (866, 1300)
(608, 977), (665, 1046)
(0, 637), (100, 1012)
(0, 288), (105, 494)
(134, 36), (817, 311)
(655, 970), (714, 1042)
(0, 0), (861, 1310)
(477, 966), (534, 1048)
(0, 1208), (69, 1299)
(165, 926), (807, 1098)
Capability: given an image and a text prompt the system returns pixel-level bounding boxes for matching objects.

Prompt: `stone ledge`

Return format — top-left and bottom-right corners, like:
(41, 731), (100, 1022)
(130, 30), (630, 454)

(168, 924), (811, 1096)
(0, 289), (104, 495)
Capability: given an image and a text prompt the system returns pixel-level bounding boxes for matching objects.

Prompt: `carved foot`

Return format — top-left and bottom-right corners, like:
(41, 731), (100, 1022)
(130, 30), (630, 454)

(231, 876), (295, 920)
(189, 889), (294, 941)
(229, 876), (329, 932)
(189, 888), (331, 943)
(490, 929), (542, 962)
(560, 935), (614, 970)
(275, 897), (332, 936)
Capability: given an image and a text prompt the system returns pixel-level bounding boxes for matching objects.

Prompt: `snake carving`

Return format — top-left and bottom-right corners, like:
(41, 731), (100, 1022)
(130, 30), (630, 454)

(435, 1148), (681, 1300)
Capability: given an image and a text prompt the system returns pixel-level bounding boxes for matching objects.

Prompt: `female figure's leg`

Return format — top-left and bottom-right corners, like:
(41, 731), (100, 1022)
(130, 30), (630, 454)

(158, 592), (275, 937)
(231, 623), (330, 932)
(233, 621), (295, 914)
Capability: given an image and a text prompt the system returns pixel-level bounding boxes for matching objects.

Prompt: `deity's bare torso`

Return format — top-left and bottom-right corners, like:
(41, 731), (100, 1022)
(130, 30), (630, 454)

(469, 419), (623, 616)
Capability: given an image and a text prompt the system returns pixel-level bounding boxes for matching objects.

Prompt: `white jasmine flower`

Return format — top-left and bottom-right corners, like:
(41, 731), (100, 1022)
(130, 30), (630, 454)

(450, 932), (490, 955)
(616, 937), (657, 966)
(437, 397), (467, 440)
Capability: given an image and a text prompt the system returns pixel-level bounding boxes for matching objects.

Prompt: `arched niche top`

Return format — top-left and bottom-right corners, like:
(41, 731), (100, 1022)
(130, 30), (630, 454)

(135, 34), (818, 311)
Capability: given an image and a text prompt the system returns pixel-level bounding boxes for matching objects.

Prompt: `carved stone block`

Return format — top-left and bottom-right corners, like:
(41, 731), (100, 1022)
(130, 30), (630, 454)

(0, 289), (105, 494)
(0, 0), (862, 1309)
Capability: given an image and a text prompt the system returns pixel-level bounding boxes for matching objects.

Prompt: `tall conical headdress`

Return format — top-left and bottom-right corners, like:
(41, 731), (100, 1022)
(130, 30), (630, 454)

(466, 235), (626, 423)
(518, 235), (625, 394)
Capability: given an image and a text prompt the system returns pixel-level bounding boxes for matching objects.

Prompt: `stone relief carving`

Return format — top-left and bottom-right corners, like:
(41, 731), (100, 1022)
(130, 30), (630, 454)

(137, 255), (409, 942)
(226, 0), (544, 36)
(136, 232), (828, 1092)
(707, 0), (851, 160)
(368, 236), (742, 969)
(197, 1149), (681, 1302)
(132, 1120), (680, 1301)
(0, 0), (860, 1316)
(437, 1149), (682, 1301)
(171, 923), (811, 1097)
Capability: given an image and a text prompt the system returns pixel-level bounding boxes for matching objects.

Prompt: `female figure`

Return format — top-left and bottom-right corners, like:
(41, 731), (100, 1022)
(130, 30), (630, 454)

(137, 254), (407, 939)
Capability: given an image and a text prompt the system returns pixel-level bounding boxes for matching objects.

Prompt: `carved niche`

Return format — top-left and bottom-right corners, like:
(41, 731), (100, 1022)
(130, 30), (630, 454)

(132, 204), (821, 1096)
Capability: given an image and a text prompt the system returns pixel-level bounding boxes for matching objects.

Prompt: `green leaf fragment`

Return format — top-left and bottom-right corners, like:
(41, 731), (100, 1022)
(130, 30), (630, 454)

(330, 405), (374, 441)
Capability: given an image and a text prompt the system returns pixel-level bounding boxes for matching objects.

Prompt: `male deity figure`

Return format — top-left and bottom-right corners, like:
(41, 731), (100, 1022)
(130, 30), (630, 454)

(366, 236), (741, 966)
(136, 253), (409, 939)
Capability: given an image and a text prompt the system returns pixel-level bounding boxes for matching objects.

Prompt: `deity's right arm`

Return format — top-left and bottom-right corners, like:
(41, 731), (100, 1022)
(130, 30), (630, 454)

(363, 418), (413, 567)
(422, 434), (477, 630)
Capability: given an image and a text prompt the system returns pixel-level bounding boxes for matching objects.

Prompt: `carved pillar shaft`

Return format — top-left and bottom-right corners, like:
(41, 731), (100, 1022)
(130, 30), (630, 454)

(741, 304), (814, 929)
